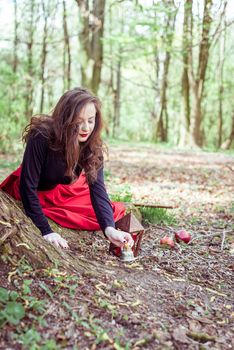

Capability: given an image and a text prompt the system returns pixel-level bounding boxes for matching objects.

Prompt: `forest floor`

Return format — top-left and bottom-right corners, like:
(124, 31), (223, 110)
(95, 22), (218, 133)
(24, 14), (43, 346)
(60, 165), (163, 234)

(0, 143), (234, 350)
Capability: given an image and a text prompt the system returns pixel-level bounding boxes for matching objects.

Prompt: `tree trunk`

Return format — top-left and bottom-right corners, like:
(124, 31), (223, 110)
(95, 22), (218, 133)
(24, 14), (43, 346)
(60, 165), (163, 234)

(151, 50), (160, 142)
(104, 4), (114, 137)
(153, 0), (176, 142)
(91, 0), (106, 94)
(179, 0), (191, 146)
(188, 0), (213, 147)
(40, 0), (49, 113)
(112, 51), (122, 138)
(217, 3), (227, 148)
(221, 112), (234, 150)
(0, 190), (110, 274)
(0, 190), (140, 274)
(157, 52), (170, 142)
(63, 0), (71, 91)
(25, 0), (35, 120)
(76, 0), (106, 94)
(13, 0), (19, 74)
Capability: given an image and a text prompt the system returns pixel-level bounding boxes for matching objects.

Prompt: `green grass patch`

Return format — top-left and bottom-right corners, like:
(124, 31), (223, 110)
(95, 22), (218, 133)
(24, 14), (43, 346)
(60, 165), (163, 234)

(139, 207), (177, 225)
(109, 185), (133, 203)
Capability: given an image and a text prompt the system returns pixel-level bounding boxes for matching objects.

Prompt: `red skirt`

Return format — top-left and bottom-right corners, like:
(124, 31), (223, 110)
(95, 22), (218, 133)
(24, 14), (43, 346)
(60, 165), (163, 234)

(0, 166), (126, 231)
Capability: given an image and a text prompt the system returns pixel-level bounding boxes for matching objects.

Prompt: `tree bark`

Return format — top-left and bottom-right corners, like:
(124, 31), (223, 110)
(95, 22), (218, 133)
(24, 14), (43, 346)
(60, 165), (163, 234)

(221, 112), (234, 150)
(188, 0), (213, 147)
(153, 0), (177, 142)
(13, 0), (19, 74)
(112, 50), (122, 138)
(157, 50), (170, 142)
(40, 0), (49, 113)
(179, 0), (191, 146)
(76, 0), (106, 94)
(63, 0), (71, 91)
(0, 190), (110, 274)
(25, 0), (36, 120)
(217, 2), (227, 148)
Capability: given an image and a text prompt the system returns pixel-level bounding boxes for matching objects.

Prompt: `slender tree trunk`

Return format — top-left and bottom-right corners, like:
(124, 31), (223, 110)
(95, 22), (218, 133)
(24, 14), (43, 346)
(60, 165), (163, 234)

(152, 50), (160, 142)
(221, 112), (234, 150)
(91, 0), (106, 93)
(179, 0), (191, 146)
(217, 2), (227, 148)
(9, 0), (19, 118)
(76, 0), (106, 94)
(188, 0), (213, 147)
(217, 34), (225, 148)
(157, 52), (170, 142)
(63, 0), (71, 91)
(40, 0), (49, 113)
(153, 0), (176, 142)
(106, 5), (113, 137)
(25, 0), (35, 120)
(112, 7), (124, 139)
(113, 55), (121, 138)
(13, 0), (19, 74)
(76, 0), (90, 89)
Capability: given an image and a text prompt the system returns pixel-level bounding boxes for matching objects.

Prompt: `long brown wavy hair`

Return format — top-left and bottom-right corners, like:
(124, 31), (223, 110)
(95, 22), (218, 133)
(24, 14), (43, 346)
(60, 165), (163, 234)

(22, 87), (106, 184)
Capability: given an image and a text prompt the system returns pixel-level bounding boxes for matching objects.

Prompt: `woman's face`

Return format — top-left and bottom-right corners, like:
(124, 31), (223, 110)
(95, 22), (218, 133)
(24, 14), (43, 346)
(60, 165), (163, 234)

(76, 103), (96, 142)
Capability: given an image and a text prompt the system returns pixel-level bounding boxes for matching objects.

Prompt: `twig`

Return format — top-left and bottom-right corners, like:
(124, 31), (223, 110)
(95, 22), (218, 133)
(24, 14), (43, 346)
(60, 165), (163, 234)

(221, 231), (226, 251)
(133, 203), (177, 209)
(189, 229), (233, 244)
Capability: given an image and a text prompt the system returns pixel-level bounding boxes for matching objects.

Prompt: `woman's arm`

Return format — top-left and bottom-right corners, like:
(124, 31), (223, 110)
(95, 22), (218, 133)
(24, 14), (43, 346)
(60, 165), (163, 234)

(19, 133), (69, 249)
(89, 167), (133, 247)
(19, 133), (53, 235)
(89, 166), (116, 232)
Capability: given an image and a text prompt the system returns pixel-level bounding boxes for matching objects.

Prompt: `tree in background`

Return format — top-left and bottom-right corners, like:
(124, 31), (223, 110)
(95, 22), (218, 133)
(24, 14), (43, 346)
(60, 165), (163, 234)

(75, 0), (106, 94)
(217, 0), (227, 148)
(40, 0), (49, 112)
(0, 0), (233, 151)
(63, 0), (71, 91)
(184, 0), (214, 147)
(152, 0), (177, 143)
(24, 0), (36, 120)
(13, 0), (19, 75)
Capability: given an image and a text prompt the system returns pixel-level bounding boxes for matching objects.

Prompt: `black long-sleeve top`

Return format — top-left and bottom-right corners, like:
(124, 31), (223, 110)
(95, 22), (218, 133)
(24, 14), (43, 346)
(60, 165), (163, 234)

(19, 132), (115, 236)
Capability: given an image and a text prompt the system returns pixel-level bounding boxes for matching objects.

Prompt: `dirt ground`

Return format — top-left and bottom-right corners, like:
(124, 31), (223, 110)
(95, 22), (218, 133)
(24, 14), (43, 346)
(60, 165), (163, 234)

(0, 144), (233, 349)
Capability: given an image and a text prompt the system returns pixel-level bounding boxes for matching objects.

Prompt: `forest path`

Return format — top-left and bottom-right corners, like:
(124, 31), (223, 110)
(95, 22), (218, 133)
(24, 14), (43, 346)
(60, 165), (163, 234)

(0, 145), (233, 349)
(106, 144), (233, 217)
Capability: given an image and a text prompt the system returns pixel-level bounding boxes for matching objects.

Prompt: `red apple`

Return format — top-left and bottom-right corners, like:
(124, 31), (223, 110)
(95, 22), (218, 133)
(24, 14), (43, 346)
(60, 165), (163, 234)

(160, 236), (175, 249)
(175, 230), (191, 244)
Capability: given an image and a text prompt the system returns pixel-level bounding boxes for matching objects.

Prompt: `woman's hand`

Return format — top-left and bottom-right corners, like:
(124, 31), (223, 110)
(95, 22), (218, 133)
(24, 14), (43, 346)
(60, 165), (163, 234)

(43, 232), (69, 249)
(104, 227), (134, 248)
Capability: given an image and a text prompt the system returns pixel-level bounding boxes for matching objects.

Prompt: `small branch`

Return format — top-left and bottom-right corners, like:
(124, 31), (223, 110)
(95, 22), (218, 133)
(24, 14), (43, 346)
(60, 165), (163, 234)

(133, 203), (177, 209)
(220, 231), (226, 251)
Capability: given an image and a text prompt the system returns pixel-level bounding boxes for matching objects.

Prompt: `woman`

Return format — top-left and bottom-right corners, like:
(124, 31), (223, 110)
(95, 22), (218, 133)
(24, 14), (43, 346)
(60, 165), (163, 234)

(0, 87), (133, 250)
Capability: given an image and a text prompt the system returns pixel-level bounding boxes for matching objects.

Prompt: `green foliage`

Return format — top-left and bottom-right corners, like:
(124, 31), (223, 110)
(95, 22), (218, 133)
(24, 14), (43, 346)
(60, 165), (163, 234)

(12, 328), (59, 350)
(3, 302), (25, 325)
(0, 287), (9, 303)
(98, 298), (118, 317)
(39, 282), (54, 299)
(0, 287), (25, 326)
(109, 185), (133, 203)
(22, 279), (33, 295)
(139, 207), (177, 225)
(0, 0), (232, 151)
(16, 328), (41, 348)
